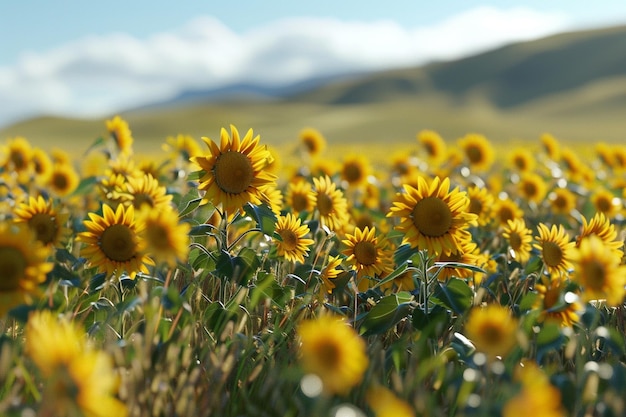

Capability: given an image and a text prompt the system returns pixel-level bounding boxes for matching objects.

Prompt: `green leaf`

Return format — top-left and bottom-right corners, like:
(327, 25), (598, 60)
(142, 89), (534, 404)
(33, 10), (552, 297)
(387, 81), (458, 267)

(69, 176), (98, 197)
(189, 224), (216, 236)
(178, 196), (203, 217)
(243, 202), (277, 236)
(412, 304), (450, 338)
(83, 135), (107, 155)
(432, 262), (486, 275)
(432, 278), (473, 314)
(359, 291), (413, 336)
(373, 263), (410, 289)
(187, 170), (204, 181)
(518, 292), (538, 312)
(394, 243), (416, 265)
(215, 247), (261, 285)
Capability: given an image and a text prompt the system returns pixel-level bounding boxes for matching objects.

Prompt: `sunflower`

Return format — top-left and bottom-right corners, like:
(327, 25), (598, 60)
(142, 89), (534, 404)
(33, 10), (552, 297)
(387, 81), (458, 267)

(612, 145), (626, 170)
(13, 195), (71, 247)
(492, 197), (524, 226)
(0, 222), (53, 317)
(342, 226), (392, 290)
(466, 185), (494, 226)
(162, 133), (202, 161)
(573, 235), (626, 307)
(99, 172), (129, 207)
(262, 185), (284, 216)
(341, 154), (371, 188)
(299, 127), (326, 157)
(125, 173), (173, 212)
(590, 188), (622, 218)
(366, 385), (415, 417)
(595, 142), (614, 168)
(387, 176), (477, 255)
(457, 133), (495, 172)
(534, 223), (576, 279)
(312, 175), (349, 232)
(77, 203), (154, 279)
(576, 212), (624, 257)
(434, 238), (480, 281)
(502, 218), (533, 264)
(285, 179), (316, 215)
(540, 133), (561, 161)
(191, 125), (277, 216)
(273, 213), (315, 264)
(464, 304), (518, 361)
(47, 163), (80, 197)
(548, 188), (577, 216)
(31, 147), (53, 185)
(105, 115), (134, 155)
(534, 277), (581, 327)
(502, 363), (565, 417)
(297, 315), (369, 395)
(518, 172), (548, 204)
(318, 255), (343, 295)
(417, 129), (447, 166)
(138, 207), (190, 268)
(26, 310), (128, 417)
(1, 136), (32, 174)
(508, 148), (536, 173)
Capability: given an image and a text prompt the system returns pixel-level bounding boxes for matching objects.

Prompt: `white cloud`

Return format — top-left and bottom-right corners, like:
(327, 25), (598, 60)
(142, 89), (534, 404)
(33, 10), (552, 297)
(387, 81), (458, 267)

(0, 6), (570, 126)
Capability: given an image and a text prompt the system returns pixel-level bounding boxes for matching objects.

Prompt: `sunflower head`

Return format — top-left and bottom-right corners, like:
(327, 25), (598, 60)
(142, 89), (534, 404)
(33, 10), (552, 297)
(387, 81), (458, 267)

(273, 213), (314, 264)
(342, 226), (393, 289)
(297, 315), (368, 395)
(387, 176), (477, 255)
(464, 304), (518, 361)
(0, 222), (53, 317)
(548, 188), (577, 216)
(457, 133), (495, 172)
(138, 207), (190, 268)
(534, 223), (576, 279)
(13, 195), (71, 247)
(417, 129), (446, 165)
(299, 127), (326, 157)
(105, 115), (134, 155)
(48, 163), (80, 197)
(77, 203), (154, 279)
(191, 125), (277, 216)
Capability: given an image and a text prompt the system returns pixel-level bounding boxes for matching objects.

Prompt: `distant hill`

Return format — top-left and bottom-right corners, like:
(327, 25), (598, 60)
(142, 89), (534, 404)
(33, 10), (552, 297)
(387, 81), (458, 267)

(2, 24), (626, 155)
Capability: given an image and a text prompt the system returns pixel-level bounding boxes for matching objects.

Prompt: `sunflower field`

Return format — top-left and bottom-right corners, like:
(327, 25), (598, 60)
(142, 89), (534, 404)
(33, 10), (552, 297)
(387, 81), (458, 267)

(1, 116), (626, 417)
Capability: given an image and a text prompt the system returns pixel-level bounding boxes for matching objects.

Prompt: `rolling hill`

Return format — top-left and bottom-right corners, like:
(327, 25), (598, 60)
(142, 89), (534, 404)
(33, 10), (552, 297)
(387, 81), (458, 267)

(2, 23), (625, 156)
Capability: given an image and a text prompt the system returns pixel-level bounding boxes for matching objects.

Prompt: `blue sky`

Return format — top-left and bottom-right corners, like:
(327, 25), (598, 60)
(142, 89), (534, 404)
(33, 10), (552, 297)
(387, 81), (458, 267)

(1, 1), (625, 126)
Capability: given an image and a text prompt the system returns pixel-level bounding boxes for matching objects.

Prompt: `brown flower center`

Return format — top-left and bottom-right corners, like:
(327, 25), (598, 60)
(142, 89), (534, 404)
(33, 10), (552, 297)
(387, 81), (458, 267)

(316, 193), (334, 216)
(291, 193), (310, 213)
(145, 225), (170, 251)
(343, 162), (364, 184)
(316, 339), (341, 368)
(0, 247), (27, 291)
(278, 229), (299, 251)
(509, 232), (522, 251)
(354, 241), (377, 266)
(465, 145), (483, 165)
(469, 198), (483, 215)
(52, 172), (69, 192)
(582, 260), (606, 291)
(214, 151), (253, 194)
(595, 197), (612, 213)
(29, 213), (58, 245)
(10, 151), (28, 171)
(522, 181), (538, 198)
(542, 241), (564, 267)
(480, 323), (505, 345)
(412, 197), (452, 237)
(100, 224), (136, 262)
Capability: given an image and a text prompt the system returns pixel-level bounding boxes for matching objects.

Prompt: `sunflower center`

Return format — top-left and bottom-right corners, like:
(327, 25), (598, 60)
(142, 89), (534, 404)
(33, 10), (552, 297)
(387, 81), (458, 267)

(292, 194), (310, 213)
(145, 226), (170, 250)
(303, 138), (317, 153)
(214, 151), (254, 195)
(52, 172), (69, 191)
(100, 224), (136, 262)
(468, 198), (483, 215)
(278, 229), (299, 251)
(465, 145), (483, 164)
(10, 151), (28, 171)
(133, 193), (154, 209)
(343, 163), (363, 184)
(412, 197), (453, 237)
(509, 233), (522, 251)
(317, 339), (341, 368)
(29, 213), (57, 245)
(480, 323), (504, 345)
(498, 207), (514, 224)
(542, 286), (560, 309)
(522, 182), (538, 198)
(0, 247), (27, 291)
(542, 241), (564, 267)
(354, 241), (377, 266)
(582, 260), (606, 291)
(595, 197), (612, 213)
(423, 142), (436, 157)
(553, 195), (567, 209)
(316, 193), (334, 216)
(514, 156), (527, 171)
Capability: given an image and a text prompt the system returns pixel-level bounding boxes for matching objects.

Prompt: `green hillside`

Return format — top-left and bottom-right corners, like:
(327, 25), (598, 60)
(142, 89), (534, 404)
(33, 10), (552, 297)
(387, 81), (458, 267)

(2, 24), (625, 155)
